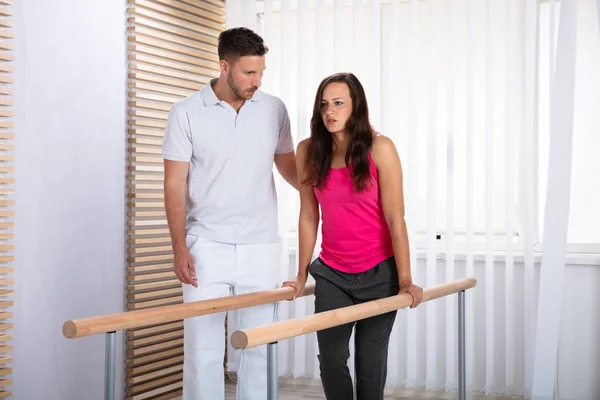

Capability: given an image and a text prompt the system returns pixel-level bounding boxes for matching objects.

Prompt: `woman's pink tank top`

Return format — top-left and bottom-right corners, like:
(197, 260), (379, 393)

(314, 153), (394, 273)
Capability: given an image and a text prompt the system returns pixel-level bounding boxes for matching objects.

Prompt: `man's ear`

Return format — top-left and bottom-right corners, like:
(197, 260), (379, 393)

(220, 59), (230, 77)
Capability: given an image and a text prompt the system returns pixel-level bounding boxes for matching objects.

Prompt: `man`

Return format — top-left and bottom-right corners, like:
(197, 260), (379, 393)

(162, 27), (297, 400)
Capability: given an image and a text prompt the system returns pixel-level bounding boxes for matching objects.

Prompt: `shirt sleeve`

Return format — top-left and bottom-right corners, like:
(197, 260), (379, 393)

(162, 105), (193, 162)
(275, 102), (294, 154)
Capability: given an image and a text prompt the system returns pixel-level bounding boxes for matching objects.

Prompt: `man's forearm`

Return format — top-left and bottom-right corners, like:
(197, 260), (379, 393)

(164, 184), (188, 249)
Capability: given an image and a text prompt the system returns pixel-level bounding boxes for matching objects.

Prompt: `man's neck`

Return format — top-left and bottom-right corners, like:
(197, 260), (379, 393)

(212, 77), (244, 112)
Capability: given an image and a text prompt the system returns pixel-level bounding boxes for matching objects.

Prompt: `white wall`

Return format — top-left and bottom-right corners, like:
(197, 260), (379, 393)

(13, 1), (127, 399)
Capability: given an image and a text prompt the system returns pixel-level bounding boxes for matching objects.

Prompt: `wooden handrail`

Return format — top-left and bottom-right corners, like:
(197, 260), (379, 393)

(63, 284), (315, 338)
(231, 277), (477, 350)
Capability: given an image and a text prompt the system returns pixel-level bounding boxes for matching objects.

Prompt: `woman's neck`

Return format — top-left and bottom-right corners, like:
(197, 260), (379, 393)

(331, 131), (349, 153)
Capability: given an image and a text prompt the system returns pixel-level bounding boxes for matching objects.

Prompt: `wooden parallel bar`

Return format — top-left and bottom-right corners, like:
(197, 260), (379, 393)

(232, 278), (478, 350)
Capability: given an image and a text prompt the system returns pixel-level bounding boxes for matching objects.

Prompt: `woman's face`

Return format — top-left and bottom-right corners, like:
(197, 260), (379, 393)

(320, 82), (353, 135)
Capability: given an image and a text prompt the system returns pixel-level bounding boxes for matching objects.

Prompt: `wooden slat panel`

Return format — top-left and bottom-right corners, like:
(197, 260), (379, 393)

(128, 80), (194, 98)
(128, 338), (184, 357)
(127, 280), (179, 292)
(127, 2), (216, 393)
(129, 42), (218, 72)
(125, 347), (183, 366)
(128, 287), (181, 301)
(129, 52), (217, 79)
(0, 357), (11, 366)
(129, 245), (171, 253)
(129, 90), (179, 105)
(128, 25), (219, 57)
(0, 391), (11, 399)
(126, 381), (182, 400)
(126, 356), (182, 376)
(128, 16), (215, 49)
(127, 321), (182, 338)
(126, 363), (182, 384)
(130, 0), (223, 33)
(127, 296), (182, 310)
(129, 100), (171, 113)
(130, 71), (204, 91)
(129, 6), (219, 41)
(128, 329), (183, 348)
(128, 372), (182, 395)
(179, 0), (225, 17)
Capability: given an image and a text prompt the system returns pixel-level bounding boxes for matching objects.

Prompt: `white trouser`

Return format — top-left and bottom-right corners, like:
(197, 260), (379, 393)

(182, 234), (282, 400)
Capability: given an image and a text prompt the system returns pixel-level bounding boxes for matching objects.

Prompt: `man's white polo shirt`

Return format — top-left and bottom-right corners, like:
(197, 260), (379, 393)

(162, 79), (294, 244)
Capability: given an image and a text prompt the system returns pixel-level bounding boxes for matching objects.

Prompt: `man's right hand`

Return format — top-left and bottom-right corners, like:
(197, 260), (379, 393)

(173, 245), (197, 287)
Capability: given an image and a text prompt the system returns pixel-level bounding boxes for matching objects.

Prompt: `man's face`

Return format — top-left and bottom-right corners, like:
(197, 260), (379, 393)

(225, 55), (266, 101)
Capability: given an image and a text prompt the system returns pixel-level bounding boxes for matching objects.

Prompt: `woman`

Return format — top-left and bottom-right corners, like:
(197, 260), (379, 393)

(283, 72), (423, 400)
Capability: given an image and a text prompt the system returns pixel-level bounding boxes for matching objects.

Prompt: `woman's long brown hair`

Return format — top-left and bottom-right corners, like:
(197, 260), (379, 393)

(303, 72), (373, 192)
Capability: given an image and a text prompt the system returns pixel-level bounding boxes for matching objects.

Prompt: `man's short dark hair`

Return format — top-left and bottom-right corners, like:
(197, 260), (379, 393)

(218, 27), (269, 63)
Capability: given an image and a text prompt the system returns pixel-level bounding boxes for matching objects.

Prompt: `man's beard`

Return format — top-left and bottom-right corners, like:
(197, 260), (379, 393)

(227, 75), (255, 101)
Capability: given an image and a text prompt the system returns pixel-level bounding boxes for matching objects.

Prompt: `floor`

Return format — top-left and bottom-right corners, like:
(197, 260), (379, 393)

(219, 376), (521, 400)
